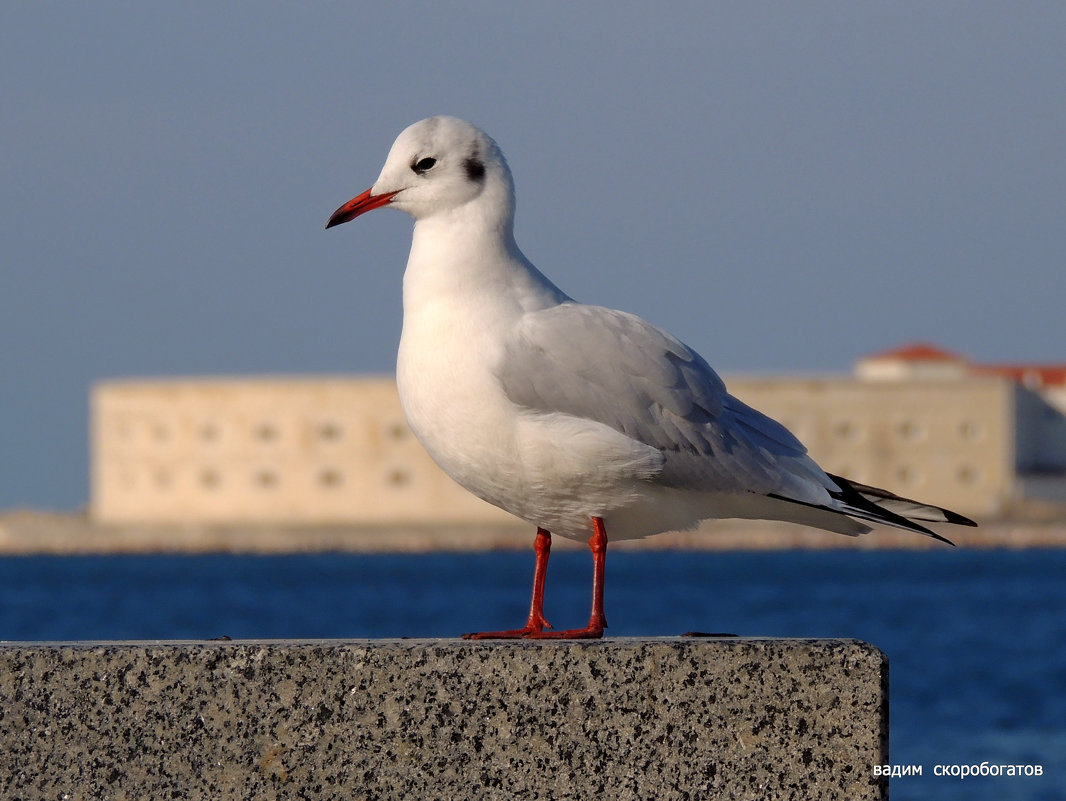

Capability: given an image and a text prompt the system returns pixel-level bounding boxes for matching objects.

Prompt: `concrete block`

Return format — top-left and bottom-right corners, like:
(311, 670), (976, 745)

(0, 638), (887, 800)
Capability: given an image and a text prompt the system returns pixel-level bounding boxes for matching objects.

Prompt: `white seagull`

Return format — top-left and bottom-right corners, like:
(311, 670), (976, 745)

(327, 116), (975, 639)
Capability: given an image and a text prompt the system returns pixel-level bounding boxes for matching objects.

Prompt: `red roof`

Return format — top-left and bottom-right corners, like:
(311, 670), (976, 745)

(860, 342), (1066, 387)
(973, 364), (1066, 387)
(860, 342), (967, 363)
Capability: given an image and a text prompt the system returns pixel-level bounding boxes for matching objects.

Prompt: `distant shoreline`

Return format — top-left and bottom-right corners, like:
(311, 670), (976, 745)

(2, 510), (1065, 554)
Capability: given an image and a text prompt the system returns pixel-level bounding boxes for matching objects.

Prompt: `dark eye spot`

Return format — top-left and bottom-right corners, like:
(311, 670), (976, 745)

(463, 157), (485, 182)
(412, 157), (437, 174)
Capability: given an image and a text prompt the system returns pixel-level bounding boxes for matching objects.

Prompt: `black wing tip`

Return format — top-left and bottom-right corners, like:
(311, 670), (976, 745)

(822, 473), (970, 543)
(943, 509), (979, 528)
(826, 472), (978, 528)
(769, 482), (961, 544)
(929, 530), (957, 547)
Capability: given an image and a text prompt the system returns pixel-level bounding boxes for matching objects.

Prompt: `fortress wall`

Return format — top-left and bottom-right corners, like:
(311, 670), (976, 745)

(91, 375), (1015, 525)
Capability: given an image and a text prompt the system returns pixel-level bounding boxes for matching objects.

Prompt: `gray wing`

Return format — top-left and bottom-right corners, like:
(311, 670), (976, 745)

(496, 302), (832, 501)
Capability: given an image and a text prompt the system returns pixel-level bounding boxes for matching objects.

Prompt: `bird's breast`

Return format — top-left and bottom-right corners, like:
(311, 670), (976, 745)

(396, 299), (525, 499)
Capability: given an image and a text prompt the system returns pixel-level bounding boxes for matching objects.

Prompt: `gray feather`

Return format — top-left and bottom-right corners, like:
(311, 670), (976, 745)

(495, 303), (826, 499)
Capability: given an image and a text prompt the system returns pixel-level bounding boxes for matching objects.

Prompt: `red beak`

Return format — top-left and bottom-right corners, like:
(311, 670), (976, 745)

(325, 188), (398, 229)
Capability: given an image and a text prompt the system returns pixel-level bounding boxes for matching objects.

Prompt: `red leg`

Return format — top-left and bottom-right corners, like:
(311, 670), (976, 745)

(462, 528), (553, 639)
(526, 517), (607, 639)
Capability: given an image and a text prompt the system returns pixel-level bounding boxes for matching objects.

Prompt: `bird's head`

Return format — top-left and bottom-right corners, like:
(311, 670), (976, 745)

(326, 116), (513, 229)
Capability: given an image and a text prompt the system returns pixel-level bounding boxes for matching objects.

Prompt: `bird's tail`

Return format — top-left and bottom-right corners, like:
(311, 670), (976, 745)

(824, 472), (977, 545)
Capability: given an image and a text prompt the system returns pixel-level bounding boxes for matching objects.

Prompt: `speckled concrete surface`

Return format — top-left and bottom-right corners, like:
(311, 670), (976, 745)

(0, 638), (887, 800)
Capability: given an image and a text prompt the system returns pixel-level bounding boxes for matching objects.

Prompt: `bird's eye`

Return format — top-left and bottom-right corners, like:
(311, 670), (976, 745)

(412, 157), (437, 174)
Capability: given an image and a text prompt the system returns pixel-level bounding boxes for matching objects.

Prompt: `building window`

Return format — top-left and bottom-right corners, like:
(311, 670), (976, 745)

(833, 421), (858, 441)
(317, 421), (344, 442)
(958, 420), (983, 442)
(254, 469), (279, 488)
(895, 465), (921, 485)
(318, 468), (343, 488)
(385, 421), (409, 441)
(254, 423), (279, 442)
(386, 468), (411, 487)
(895, 420), (922, 441)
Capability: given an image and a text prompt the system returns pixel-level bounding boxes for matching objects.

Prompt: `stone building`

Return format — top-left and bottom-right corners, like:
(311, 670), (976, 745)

(91, 378), (513, 526)
(90, 345), (1066, 525)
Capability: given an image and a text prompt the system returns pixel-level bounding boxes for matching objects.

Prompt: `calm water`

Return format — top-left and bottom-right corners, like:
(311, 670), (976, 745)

(1, 548), (1063, 801)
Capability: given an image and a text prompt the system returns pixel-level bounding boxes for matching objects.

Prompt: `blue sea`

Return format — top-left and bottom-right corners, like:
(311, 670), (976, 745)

(1, 548), (1063, 801)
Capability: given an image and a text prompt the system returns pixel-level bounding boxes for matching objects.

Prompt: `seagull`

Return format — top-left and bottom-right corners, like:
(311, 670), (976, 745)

(327, 116), (976, 639)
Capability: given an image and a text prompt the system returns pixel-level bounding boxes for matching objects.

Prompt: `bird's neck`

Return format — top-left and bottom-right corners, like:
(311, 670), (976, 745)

(403, 208), (568, 319)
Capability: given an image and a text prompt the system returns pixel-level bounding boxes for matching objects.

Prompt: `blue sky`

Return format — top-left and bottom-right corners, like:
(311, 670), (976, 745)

(2, 3), (1064, 509)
